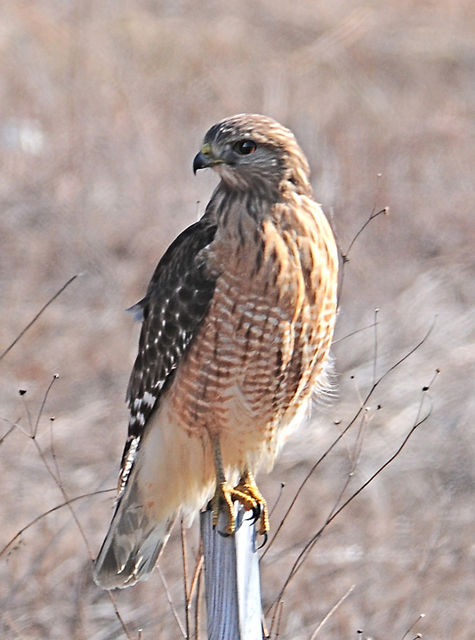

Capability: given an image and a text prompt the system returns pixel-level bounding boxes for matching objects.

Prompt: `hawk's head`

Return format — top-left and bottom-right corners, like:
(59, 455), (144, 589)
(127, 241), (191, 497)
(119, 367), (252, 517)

(193, 114), (312, 196)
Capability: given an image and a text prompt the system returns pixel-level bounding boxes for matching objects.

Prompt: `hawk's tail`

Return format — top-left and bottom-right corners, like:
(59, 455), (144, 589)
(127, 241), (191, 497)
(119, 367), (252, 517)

(93, 479), (175, 590)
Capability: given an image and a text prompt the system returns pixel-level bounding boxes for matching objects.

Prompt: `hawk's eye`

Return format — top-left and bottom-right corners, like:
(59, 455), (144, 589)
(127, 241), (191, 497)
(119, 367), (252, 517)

(234, 139), (257, 155)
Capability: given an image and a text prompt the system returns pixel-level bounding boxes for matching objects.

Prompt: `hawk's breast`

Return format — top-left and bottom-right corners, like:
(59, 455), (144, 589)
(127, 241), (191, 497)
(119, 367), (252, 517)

(167, 197), (338, 469)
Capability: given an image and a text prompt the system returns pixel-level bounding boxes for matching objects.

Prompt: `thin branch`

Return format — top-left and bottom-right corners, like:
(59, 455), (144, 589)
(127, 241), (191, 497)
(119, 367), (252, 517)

(30, 433), (94, 556)
(268, 365), (439, 616)
(344, 207), (388, 258)
(188, 553), (204, 605)
(269, 407), (432, 612)
(8, 376), (133, 639)
(0, 274), (78, 362)
(273, 600), (284, 639)
(49, 417), (61, 484)
(262, 320), (434, 560)
(337, 207), (388, 307)
(158, 565), (187, 639)
(401, 613), (425, 640)
(372, 308), (379, 386)
(332, 321), (377, 345)
(269, 482), (286, 518)
(0, 489), (113, 558)
(33, 373), (59, 437)
(19, 394), (34, 437)
(261, 420), (353, 560)
(106, 590), (135, 640)
(182, 529), (204, 639)
(268, 599), (284, 640)
(181, 520), (191, 639)
(327, 409), (370, 523)
(0, 421), (16, 444)
(17, 376), (96, 558)
(194, 552), (203, 640)
(309, 584), (355, 639)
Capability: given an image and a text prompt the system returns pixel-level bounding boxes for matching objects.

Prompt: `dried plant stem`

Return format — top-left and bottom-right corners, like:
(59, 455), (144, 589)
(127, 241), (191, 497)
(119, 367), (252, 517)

(269, 406), (431, 614)
(401, 613), (425, 640)
(0, 274), (78, 362)
(309, 584), (355, 639)
(0, 489), (113, 559)
(158, 565), (187, 639)
(262, 322), (435, 560)
(181, 521), (191, 639)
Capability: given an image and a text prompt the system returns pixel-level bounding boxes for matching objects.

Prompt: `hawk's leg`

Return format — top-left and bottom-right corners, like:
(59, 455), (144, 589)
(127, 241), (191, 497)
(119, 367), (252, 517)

(209, 434), (258, 535)
(234, 469), (269, 538)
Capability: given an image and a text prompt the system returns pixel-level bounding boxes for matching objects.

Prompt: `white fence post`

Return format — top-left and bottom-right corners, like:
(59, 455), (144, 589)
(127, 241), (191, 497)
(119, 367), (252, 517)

(200, 506), (263, 640)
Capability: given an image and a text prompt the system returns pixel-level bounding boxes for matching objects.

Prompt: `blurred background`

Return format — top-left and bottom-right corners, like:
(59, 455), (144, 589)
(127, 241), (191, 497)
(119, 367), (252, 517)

(0, 1), (473, 638)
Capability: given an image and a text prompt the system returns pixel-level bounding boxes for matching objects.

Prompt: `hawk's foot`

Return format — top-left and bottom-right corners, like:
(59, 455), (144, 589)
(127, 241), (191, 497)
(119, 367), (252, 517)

(211, 481), (258, 535)
(234, 472), (269, 538)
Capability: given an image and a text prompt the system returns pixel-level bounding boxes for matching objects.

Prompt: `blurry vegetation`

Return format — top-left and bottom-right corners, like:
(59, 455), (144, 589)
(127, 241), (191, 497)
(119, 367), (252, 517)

(0, 1), (474, 638)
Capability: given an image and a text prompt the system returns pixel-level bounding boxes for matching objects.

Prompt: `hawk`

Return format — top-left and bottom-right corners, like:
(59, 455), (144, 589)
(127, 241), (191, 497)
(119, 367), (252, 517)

(93, 114), (338, 589)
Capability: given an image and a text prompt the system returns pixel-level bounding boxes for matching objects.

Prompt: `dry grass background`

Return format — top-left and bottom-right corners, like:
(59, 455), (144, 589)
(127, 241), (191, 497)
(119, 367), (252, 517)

(0, 1), (474, 638)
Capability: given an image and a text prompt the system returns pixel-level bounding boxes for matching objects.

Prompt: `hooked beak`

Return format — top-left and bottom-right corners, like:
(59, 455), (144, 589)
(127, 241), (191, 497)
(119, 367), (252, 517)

(193, 143), (220, 174)
(193, 151), (209, 174)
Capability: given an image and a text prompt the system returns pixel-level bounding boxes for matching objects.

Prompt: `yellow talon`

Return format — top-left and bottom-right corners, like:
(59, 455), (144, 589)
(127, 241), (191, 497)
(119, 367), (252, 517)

(211, 481), (258, 535)
(211, 473), (269, 537)
(234, 471), (269, 537)
(209, 434), (269, 537)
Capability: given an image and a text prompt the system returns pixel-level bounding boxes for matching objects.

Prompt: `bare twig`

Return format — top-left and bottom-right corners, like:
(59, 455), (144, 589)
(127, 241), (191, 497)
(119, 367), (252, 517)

(332, 321), (377, 345)
(267, 598), (284, 639)
(328, 408), (370, 523)
(269, 406), (432, 613)
(269, 482), (286, 518)
(337, 208), (388, 307)
(189, 553), (204, 605)
(267, 364), (439, 616)
(0, 274), (78, 362)
(309, 584), (355, 639)
(194, 552), (203, 640)
(401, 613), (425, 640)
(273, 600), (284, 639)
(158, 565), (187, 638)
(372, 308), (379, 385)
(181, 525), (204, 639)
(106, 591), (135, 640)
(181, 520), (191, 639)
(16, 375), (96, 558)
(32, 373), (59, 437)
(7, 375), (134, 639)
(19, 394), (34, 437)
(0, 420), (16, 444)
(0, 489), (113, 559)
(262, 321), (435, 559)
(344, 207), (388, 259)
(261, 420), (353, 561)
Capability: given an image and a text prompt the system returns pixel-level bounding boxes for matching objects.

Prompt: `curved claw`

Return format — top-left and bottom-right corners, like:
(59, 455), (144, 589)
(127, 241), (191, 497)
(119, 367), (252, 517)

(210, 481), (258, 535)
(246, 503), (261, 525)
(257, 532), (268, 549)
(234, 472), (269, 538)
(210, 472), (270, 538)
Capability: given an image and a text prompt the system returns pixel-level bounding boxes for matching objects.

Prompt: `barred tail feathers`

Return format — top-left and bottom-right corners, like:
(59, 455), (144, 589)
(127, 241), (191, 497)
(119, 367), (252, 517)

(93, 472), (175, 589)
(93, 407), (213, 589)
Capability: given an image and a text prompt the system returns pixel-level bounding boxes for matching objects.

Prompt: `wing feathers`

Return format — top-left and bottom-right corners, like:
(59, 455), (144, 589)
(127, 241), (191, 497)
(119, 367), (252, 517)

(119, 220), (217, 489)
(94, 220), (217, 589)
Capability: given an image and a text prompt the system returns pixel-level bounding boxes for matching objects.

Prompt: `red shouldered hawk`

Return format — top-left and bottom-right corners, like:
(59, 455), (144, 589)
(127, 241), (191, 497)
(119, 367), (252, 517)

(93, 114), (338, 589)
